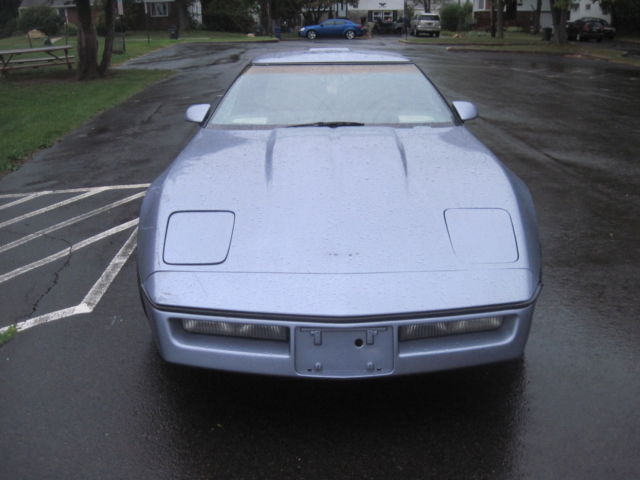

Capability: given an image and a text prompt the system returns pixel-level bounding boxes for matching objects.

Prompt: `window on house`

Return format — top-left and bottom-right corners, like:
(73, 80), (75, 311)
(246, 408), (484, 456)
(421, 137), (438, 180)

(371, 10), (394, 22)
(149, 2), (169, 17)
(585, 3), (591, 9)
(477, 0), (485, 10)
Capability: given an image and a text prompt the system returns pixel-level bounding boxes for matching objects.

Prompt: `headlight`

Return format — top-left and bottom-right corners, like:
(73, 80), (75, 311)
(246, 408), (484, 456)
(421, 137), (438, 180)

(444, 208), (518, 263)
(399, 316), (503, 341)
(181, 318), (288, 341)
(300, 27), (306, 32)
(163, 211), (235, 265)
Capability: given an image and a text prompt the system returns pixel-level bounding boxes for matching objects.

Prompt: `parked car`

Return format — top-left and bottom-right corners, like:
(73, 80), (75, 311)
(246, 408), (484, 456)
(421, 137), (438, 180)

(410, 13), (441, 37)
(566, 18), (604, 42)
(138, 48), (542, 379)
(575, 16), (616, 39)
(298, 19), (364, 40)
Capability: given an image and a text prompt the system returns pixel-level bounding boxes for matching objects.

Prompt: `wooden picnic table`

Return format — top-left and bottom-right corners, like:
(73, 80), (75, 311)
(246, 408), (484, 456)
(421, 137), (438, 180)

(0, 45), (74, 75)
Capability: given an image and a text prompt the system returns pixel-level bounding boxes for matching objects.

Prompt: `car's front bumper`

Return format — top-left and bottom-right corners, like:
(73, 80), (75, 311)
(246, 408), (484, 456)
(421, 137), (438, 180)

(140, 288), (538, 379)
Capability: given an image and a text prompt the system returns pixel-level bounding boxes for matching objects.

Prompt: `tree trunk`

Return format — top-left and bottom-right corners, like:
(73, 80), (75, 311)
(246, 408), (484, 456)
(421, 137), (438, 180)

(490, 0), (496, 38)
(177, 0), (191, 31)
(98, 0), (115, 76)
(260, 0), (273, 36)
(76, 0), (98, 80)
(505, 0), (517, 21)
(496, 0), (504, 39)
(533, 0), (542, 34)
(549, 0), (569, 44)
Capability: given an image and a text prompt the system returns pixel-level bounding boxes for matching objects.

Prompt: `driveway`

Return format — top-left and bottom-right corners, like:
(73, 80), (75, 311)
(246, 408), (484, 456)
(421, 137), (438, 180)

(1, 39), (639, 479)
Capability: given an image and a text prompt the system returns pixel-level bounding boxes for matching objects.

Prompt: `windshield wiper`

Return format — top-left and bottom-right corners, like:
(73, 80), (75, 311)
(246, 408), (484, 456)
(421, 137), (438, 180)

(286, 121), (365, 128)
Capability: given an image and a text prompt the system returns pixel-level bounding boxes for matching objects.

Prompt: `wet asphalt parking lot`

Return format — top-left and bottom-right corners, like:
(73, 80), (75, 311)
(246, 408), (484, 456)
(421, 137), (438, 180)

(1, 38), (639, 479)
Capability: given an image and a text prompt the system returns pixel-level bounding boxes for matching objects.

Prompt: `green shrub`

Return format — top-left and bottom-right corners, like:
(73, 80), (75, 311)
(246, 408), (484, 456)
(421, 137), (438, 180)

(203, 12), (254, 33)
(203, 1), (254, 33)
(440, 4), (462, 31)
(17, 5), (63, 36)
(64, 22), (78, 36)
(0, 18), (17, 38)
(460, 1), (473, 30)
(440, 2), (473, 32)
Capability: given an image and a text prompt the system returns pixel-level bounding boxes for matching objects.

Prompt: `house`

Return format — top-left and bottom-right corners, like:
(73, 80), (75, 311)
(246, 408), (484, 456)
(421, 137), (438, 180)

(135, 0), (200, 29)
(568, 0), (610, 22)
(471, 0), (610, 31)
(328, 0), (451, 25)
(472, 0), (553, 30)
(18, 0), (202, 31)
(137, 0), (182, 30)
(18, 0), (96, 26)
(348, 0), (407, 23)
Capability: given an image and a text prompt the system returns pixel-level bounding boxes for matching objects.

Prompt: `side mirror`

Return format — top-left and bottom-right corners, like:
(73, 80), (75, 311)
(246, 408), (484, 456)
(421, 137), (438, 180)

(452, 101), (478, 121)
(185, 104), (211, 124)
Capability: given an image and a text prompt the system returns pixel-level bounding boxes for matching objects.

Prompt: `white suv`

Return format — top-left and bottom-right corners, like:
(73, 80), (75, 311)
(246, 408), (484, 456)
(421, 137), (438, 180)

(411, 14), (441, 37)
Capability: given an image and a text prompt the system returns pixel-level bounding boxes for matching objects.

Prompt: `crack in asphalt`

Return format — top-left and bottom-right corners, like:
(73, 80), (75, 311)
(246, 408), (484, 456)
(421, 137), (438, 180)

(28, 233), (73, 318)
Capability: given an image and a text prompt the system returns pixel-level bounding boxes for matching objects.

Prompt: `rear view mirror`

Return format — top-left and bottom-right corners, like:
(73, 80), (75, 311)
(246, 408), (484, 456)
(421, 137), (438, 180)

(185, 104), (211, 124)
(452, 101), (478, 121)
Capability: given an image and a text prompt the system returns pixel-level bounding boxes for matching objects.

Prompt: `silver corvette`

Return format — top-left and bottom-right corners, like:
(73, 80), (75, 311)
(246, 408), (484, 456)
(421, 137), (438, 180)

(137, 48), (542, 378)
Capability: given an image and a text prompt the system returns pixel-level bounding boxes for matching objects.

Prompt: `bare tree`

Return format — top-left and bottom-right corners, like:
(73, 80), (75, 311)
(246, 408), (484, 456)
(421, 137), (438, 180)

(76, 0), (98, 80)
(75, 0), (118, 80)
(549, 0), (569, 43)
(259, 0), (273, 35)
(495, 0), (504, 39)
(98, 0), (115, 76)
(533, 0), (542, 34)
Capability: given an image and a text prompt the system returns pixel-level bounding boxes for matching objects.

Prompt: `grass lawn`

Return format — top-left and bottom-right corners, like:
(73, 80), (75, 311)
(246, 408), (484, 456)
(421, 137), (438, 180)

(403, 30), (640, 67)
(0, 325), (17, 346)
(0, 68), (170, 171)
(103, 30), (278, 66)
(0, 31), (278, 172)
(446, 43), (640, 66)
(405, 30), (542, 45)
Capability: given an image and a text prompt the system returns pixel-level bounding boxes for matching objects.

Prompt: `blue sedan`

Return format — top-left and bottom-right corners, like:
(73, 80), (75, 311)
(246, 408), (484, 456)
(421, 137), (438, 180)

(298, 19), (364, 40)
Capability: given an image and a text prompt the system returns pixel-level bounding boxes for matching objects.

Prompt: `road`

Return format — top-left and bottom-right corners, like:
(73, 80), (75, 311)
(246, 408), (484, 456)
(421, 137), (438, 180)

(1, 38), (639, 479)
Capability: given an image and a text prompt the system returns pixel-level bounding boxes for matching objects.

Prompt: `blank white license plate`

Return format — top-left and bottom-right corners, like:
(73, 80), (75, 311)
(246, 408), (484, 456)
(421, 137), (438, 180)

(295, 327), (394, 377)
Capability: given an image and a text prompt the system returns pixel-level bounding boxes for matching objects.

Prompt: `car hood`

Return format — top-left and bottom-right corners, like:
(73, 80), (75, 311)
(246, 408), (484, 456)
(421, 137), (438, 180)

(140, 126), (536, 277)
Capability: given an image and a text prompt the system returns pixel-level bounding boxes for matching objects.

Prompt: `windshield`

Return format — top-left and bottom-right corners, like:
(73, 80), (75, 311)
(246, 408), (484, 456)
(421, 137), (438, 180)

(420, 15), (439, 21)
(208, 63), (455, 128)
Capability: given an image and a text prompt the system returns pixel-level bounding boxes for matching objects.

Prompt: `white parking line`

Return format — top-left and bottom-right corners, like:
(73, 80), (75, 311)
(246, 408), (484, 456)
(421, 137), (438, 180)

(0, 193), (40, 211)
(0, 218), (139, 285)
(0, 190), (104, 229)
(0, 184), (151, 200)
(2, 228), (139, 333)
(0, 191), (145, 254)
(0, 184), (149, 335)
(82, 228), (138, 310)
